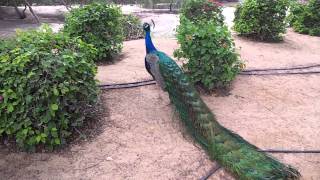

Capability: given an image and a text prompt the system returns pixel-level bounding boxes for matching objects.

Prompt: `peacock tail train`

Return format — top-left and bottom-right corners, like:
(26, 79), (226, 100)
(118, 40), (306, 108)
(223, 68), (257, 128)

(143, 21), (300, 179)
(145, 51), (300, 179)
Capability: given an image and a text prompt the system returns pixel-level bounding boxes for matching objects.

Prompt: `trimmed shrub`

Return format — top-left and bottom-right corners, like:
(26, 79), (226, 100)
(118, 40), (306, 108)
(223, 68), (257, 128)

(286, 0), (306, 27)
(63, 3), (124, 62)
(233, 0), (289, 41)
(290, 0), (320, 36)
(0, 38), (15, 52)
(180, 0), (224, 24)
(123, 14), (144, 41)
(0, 26), (99, 151)
(175, 18), (242, 89)
(175, 0), (242, 90)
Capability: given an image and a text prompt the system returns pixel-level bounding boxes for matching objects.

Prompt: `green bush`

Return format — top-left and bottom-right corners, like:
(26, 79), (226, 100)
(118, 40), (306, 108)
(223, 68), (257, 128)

(123, 14), (144, 41)
(175, 0), (242, 90)
(0, 26), (99, 151)
(290, 0), (320, 36)
(175, 18), (242, 89)
(286, 0), (305, 27)
(233, 0), (289, 41)
(63, 3), (124, 62)
(180, 0), (224, 24)
(0, 38), (15, 52)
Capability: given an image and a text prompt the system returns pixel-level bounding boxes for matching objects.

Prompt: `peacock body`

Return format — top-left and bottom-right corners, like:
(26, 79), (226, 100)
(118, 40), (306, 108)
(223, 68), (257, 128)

(143, 23), (300, 179)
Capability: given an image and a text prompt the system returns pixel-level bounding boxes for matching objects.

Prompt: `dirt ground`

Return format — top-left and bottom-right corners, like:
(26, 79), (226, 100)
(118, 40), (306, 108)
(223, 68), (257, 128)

(99, 33), (320, 179)
(1, 30), (320, 179)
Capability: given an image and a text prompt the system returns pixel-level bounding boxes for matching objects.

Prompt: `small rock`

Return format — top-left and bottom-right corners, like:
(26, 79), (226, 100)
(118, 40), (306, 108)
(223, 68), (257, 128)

(106, 157), (113, 161)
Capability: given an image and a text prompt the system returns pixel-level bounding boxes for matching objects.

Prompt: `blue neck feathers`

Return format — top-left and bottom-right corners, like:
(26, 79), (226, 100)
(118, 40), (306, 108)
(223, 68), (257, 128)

(145, 31), (157, 54)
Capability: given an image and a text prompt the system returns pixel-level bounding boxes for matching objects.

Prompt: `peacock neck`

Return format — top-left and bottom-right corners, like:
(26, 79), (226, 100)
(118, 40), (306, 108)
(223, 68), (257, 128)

(145, 31), (157, 54)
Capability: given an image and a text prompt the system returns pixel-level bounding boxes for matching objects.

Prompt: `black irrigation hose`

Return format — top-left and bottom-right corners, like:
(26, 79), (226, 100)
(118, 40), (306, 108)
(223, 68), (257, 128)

(98, 69), (320, 90)
(259, 149), (320, 154)
(98, 64), (320, 89)
(99, 80), (156, 90)
(98, 70), (320, 89)
(199, 164), (222, 180)
(98, 79), (155, 87)
(243, 64), (320, 72)
(240, 71), (320, 76)
(240, 63), (320, 75)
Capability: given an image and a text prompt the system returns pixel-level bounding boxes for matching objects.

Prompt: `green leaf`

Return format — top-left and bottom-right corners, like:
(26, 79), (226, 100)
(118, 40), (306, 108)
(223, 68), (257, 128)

(26, 95), (32, 103)
(7, 104), (14, 112)
(22, 128), (28, 135)
(50, 104), (59, 111)
(53, 87), (59, 96)
(54, 138), (61, 145)
(36, 135), (42, 143)
(41, 133), (47, 138)
(51, 128), (58, 138)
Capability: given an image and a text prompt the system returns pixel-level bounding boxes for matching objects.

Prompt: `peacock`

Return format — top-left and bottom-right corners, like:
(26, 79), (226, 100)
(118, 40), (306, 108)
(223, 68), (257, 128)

(144, 22), (156, 80)
(143, 22), (300, 179)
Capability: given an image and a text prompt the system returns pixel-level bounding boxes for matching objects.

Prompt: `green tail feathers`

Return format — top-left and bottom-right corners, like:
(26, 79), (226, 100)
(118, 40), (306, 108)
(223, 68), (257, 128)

(153, 51), (300, 179)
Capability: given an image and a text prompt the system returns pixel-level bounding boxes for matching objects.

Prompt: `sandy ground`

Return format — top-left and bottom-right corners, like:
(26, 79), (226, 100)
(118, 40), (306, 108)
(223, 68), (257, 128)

(95, 34), (320, 179)
(1, 31), (320, 179)
(235, 30), (320, 69)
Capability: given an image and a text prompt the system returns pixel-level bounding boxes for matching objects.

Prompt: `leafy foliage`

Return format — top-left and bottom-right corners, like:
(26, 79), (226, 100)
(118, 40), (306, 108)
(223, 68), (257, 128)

(63, 3), (124, 62)
(0, 38), (15, 52)
(180, 0), (224, 24)
(175, 0), (242, 90)
(286, 0), (305, 27)
(123, 14), (144, 41)
(289, 0), (320, 36)
(175, 18), (242, 89)
(233, 0), (289, 41)
(0, 26), (99, 151)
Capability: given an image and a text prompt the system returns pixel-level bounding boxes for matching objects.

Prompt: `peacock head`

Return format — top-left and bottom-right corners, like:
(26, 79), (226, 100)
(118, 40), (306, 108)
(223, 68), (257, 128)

(143, 20), (155, 32)
(143, 23), (151, 32)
